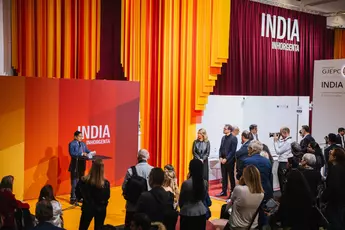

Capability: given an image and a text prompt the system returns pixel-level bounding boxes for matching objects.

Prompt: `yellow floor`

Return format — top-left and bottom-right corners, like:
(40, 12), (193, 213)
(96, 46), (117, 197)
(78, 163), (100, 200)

(26, 187), (224, 229)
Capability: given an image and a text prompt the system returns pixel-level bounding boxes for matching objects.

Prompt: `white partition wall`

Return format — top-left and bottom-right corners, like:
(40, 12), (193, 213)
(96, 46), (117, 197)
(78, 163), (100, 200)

(312, 59), (345, 145)
(197, 96), (310, 157)
(197, 95), (310, 185)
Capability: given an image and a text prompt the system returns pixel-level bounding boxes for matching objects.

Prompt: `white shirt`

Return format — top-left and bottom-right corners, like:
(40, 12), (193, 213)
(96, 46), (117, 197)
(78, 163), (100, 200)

(229, 185), (264, 229)
(274, 136), (293, 162)
(251, 133), (258, 141)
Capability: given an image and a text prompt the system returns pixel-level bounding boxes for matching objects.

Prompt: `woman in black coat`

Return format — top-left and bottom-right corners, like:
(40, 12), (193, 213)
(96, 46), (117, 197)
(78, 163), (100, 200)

(76, 159), (110, 230)
(192, 128), (210, 181)
(322, 148), (345, 230)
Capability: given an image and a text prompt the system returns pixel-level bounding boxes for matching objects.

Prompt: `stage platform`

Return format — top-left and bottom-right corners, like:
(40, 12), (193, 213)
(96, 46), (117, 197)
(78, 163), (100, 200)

(26, 186), (224, 229)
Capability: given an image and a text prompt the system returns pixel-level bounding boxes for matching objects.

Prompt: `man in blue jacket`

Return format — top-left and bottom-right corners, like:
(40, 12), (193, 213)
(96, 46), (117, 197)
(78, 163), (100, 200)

(237, 141), (273, 200)
(237, 140), (273, 228)
(235, 130), (251, 180)
(69, 130), (94, 204)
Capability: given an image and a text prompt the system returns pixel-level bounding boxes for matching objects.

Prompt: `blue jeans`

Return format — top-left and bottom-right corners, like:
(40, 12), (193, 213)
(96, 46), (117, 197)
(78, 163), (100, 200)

(70, 171), (84, 201)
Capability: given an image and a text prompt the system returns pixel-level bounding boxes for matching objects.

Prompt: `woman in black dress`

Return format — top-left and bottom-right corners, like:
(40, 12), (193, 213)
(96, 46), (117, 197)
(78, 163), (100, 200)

(192, 128), (210, 181)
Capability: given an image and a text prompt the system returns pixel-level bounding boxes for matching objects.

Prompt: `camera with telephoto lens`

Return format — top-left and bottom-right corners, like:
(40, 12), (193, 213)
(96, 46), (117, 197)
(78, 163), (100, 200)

(269, 132), (280, 138)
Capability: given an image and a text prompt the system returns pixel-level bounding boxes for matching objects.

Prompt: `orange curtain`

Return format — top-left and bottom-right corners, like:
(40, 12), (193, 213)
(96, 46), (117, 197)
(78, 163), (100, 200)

(121, 0), (230, 182)
(334, 29), (345, 59)
(12, 0), (100, 79)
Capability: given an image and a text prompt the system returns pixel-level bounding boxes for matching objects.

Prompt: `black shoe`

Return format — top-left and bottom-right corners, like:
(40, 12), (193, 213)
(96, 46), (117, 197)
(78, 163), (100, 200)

(70, 199), (77, 205)
(216, 191), (227, 197)
(78, 198), (83, 203)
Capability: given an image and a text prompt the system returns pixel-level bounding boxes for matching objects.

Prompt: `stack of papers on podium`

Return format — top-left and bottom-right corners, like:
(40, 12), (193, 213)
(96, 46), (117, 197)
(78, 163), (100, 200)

(87, 151), (96, 159)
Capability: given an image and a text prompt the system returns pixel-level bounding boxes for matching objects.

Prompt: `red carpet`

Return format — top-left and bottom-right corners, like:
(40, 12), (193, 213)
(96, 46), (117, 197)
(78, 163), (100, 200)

(209, 180), (228, 201)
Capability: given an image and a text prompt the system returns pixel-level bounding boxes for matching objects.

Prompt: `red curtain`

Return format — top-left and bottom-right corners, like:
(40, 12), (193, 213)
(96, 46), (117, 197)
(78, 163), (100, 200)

(96, 0), (126, 80)
(214, 0), (334, 96)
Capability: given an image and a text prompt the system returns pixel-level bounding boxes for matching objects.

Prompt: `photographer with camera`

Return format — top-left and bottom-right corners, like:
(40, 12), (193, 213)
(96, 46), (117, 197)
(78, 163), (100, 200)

(272, 127), (293, 194)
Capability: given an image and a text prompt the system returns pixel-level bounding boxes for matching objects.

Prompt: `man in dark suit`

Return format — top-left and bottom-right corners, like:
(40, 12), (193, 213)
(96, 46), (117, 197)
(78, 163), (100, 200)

(336, 127), (345, 148)
(249, 124), (259, 141)
(300, 125), (315, 153)
(325, 133), (344, 177)
(216, 124), (238, 197)
(69, 130), (94, 204)
(235, 130), (251, 180)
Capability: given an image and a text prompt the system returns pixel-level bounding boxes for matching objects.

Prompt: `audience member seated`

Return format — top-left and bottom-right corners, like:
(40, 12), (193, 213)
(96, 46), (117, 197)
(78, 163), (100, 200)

(224, 165), (264, 230)
(123, 149), (153, 229)
(136, 167), (177, 230)
(0, 175), (32, 230)
(278, 157), (318, 229)
(32, 200), (64, 230)
(236, 141), (273, 228)
(300, 154), (322, 198)
(130, 213), (166, 230)
(162, 165), (179, 209)
(38, 185), (63, 228)
(290, 141), (304, 162)
(203, 192), (212, 220)
(307, 141), (325, 171)
(324, 133), (343, 177)
(322, 148), (345, 229)
(179, 159), (207, 230)
(76, 159), (110, 230)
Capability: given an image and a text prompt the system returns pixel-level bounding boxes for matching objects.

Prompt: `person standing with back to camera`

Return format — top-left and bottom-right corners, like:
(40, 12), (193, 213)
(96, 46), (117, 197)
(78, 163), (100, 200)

(69, 130), (95, 204)
(192, 128), (211, 181)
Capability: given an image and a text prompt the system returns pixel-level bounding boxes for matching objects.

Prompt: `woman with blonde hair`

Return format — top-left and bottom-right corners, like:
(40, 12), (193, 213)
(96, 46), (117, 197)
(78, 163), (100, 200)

(192, 128), (211, 181)
(76, 159), (110, 230)
(225, 165), (264, 230)
(162, 165), (180, 209)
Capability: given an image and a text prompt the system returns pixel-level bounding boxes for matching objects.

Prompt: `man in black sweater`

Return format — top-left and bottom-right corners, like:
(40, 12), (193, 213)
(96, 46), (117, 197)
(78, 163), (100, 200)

(336, 127), (345, 148)
(216, 124), (238, 197)
(300, 125), (315, 153)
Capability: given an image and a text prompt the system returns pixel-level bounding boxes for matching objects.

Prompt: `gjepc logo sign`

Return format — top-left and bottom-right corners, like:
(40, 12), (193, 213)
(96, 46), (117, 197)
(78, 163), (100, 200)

(342, 65), (345, 78)
(78, 125), (111, 145)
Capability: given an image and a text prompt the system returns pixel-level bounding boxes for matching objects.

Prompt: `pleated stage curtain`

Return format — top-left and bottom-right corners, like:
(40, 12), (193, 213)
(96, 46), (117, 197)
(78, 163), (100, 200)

(121, 0), (230, 182)
(12, 0), (100, 79)
(334, 29), (345, 59)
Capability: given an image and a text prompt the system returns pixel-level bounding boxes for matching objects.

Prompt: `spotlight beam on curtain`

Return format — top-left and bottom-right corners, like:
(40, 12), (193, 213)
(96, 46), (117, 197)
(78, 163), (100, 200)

(121, 0), (230, 182)
(12, 0), (100, 79)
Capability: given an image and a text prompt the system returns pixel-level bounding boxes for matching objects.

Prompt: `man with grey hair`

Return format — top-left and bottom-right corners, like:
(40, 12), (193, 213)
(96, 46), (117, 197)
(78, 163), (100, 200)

(296, 153), (321, 199)
(301, 153), (317, 168)
(122, 149), (153, 229)
(232, 126), (240, 137)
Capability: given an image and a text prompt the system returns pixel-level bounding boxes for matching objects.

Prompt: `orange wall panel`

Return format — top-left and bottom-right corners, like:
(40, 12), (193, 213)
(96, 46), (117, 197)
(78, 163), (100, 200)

(24, 78), (59, 200)
(0, 77), (139, 200)
(0, 76), (25, 199)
